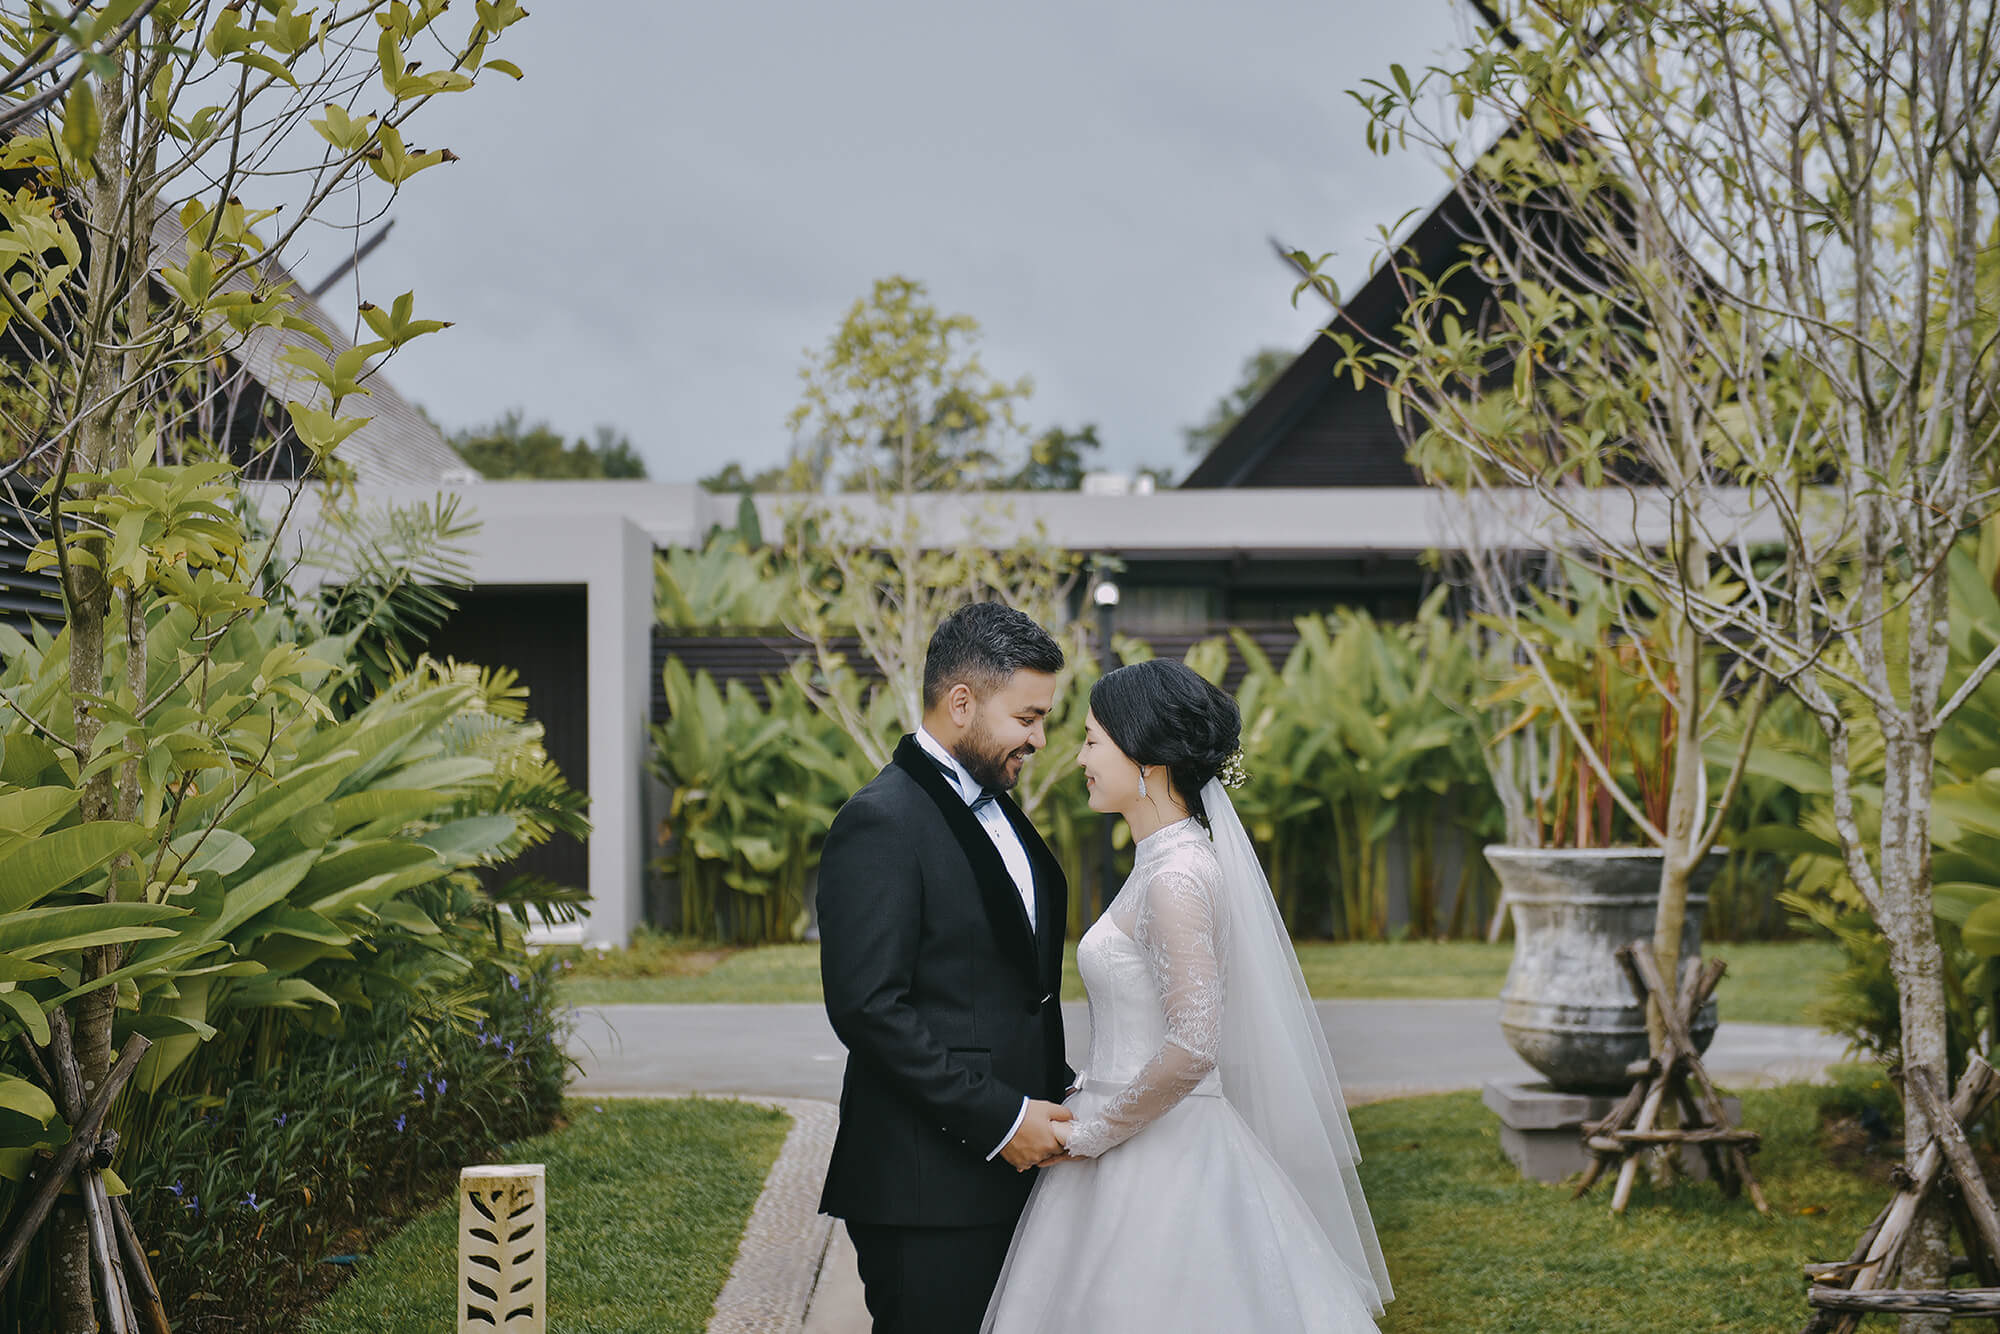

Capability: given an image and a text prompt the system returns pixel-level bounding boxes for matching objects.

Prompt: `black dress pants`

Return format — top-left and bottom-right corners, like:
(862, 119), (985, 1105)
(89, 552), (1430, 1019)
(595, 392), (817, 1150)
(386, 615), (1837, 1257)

(844, 1220), (1017, 1334)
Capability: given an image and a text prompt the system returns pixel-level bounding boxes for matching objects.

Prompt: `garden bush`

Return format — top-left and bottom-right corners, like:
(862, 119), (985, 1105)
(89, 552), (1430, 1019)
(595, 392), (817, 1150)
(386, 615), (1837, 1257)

(649, 562), (1802, 944)
(109, 953), (571, 1333)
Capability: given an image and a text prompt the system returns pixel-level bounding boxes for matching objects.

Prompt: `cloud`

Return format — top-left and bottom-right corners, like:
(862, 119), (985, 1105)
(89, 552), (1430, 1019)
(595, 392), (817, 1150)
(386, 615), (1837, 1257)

(342, 0), (1471, 479)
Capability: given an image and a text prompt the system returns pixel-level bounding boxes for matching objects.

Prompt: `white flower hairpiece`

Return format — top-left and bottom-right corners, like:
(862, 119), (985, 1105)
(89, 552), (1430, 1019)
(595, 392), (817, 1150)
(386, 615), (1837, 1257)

(1218, 750), (1249, 789)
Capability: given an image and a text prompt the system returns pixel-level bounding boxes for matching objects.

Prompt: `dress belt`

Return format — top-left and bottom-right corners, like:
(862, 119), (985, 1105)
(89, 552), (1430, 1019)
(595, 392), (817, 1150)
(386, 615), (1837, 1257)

(1079, 1076), (1223, 1098)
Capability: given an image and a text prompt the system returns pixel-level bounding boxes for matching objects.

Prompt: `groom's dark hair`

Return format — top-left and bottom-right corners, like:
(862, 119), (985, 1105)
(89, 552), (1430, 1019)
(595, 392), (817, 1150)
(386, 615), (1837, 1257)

(923, 603), (1065, 708)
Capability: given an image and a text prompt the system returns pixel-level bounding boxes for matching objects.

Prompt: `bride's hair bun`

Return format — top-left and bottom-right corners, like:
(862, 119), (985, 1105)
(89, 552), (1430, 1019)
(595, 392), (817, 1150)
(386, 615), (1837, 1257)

(1088, 658), (1242, 828)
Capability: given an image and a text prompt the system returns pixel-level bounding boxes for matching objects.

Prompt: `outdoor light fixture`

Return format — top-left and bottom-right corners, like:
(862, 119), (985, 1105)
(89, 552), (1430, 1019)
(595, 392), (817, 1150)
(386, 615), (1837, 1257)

(1093, 575), (1120, 919)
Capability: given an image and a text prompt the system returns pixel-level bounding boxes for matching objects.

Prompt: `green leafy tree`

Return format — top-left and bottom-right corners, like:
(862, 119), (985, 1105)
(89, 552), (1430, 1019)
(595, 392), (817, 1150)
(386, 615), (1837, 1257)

(0, 1), (524, 1316)
(699, 459), (791, 494)
(1007, 423), (1102, 490)
(451, 411), (648, 479)
(1339, 0), (2000, 1298)
(779, 277), (1083, 776)
(786, 276), (1031, 494)
(1182, 346), (1291, 457)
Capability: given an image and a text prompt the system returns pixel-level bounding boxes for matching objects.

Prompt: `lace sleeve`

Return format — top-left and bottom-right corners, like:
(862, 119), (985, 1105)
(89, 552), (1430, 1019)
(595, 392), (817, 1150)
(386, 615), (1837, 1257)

(1064, 863), (1223, 1158)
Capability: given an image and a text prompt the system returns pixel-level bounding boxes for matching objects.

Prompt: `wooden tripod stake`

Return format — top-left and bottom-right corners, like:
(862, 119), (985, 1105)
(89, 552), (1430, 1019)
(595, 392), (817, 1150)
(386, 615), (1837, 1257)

(1801, 1054), (2000, 1330)
(1571, 941), (1769, 1214)
(0, 1010), (170, 1334)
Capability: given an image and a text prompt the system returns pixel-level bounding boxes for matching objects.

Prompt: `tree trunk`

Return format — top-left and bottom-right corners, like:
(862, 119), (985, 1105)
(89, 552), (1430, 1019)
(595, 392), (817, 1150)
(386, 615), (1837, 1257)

(53, 45), (134, 1330)
(1644, 527), (1706, 1186)
(1885, 722), (1951, 1334)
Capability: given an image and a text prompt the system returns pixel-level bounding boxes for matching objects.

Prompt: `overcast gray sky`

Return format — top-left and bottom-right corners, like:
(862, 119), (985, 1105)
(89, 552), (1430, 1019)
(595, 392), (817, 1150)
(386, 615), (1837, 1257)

(302, 1), (1478, 483)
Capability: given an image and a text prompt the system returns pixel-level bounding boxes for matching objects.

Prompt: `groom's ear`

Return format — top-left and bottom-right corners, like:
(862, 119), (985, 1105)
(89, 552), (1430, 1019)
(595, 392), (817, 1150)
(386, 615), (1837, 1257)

(944, 680), (977, 725)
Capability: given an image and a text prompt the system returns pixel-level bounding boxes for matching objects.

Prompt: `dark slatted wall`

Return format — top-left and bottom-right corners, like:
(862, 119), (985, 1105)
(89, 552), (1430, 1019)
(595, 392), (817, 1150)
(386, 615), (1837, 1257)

(0, 485), (65, 642)
(427, 586), (590, 892)
(652, 631), (869, 712)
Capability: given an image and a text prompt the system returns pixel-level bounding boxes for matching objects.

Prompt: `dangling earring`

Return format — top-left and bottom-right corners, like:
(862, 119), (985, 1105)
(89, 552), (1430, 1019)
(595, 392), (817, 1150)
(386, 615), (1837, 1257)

(1137, 767), (1148, 800)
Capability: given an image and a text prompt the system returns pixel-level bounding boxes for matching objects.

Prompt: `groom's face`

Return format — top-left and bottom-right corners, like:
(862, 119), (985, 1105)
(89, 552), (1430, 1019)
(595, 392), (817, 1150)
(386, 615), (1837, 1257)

(951, 669), (1057, 792)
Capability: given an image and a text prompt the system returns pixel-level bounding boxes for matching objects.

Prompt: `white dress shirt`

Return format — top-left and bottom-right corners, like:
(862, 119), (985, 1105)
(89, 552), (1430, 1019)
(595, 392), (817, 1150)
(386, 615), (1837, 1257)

(915, 726), (1038, 1160)
(915, 727), (1037, 930)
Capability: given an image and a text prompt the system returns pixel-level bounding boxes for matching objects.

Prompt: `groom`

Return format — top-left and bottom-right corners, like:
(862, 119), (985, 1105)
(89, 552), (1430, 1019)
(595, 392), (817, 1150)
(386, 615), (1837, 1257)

(817, 602), (1074, 1334)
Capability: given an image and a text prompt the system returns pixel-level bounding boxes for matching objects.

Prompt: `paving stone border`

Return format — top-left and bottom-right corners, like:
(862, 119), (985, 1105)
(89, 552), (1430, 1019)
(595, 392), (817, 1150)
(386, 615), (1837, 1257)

(706, 1096), (840, 1334)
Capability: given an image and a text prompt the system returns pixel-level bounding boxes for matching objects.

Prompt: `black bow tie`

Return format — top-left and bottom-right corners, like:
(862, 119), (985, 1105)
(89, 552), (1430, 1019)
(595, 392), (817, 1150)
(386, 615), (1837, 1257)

(928, 752), (999, 812)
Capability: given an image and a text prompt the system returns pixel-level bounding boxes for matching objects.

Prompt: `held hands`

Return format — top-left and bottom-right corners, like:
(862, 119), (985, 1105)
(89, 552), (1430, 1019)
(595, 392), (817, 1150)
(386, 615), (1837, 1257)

(1037, 1118), (1079, 1168)
(1000, 1099), (1074, 1171)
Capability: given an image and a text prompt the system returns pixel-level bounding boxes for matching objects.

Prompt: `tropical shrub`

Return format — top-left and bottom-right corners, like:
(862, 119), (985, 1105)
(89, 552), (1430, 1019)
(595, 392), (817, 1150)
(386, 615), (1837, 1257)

(648, 595), (1511, 942)
(113, 952), (571, 1333)
(1223, 600), (1498, 939)
(648, 543), (1824, 944)
(0, 568), (589, 1322)
(650, 659), (875, 942)
(655, 500), (797, 630)
(0, 0), (526, 1307)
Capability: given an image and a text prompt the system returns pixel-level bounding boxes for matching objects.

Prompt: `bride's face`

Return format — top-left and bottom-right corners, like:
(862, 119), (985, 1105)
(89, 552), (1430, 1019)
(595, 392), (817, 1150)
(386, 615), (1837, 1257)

(1077, 710), (1142, 815)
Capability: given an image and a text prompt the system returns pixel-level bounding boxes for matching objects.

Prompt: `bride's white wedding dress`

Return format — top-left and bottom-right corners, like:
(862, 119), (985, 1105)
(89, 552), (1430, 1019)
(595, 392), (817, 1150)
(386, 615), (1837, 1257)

(981, 816), (1385, 1333)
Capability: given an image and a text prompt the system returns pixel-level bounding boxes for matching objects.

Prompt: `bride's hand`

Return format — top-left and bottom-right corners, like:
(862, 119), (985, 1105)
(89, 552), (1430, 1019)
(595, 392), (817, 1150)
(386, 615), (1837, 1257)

(1051, 1120), (1072, 1147)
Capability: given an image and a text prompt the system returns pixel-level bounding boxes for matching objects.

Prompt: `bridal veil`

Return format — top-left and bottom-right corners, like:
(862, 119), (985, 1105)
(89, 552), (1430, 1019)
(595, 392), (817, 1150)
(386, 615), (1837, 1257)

(1203, 778), (1393, 1313)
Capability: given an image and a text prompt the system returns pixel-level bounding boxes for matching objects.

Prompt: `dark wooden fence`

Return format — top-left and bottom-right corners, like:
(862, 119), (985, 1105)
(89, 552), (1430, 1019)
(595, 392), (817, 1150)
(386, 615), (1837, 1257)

(0, 483), (66, 639)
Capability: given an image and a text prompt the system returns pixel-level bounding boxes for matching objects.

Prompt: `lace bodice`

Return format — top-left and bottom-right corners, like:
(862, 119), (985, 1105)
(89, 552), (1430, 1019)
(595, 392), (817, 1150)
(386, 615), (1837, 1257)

(1064, 818), (1227, 1159)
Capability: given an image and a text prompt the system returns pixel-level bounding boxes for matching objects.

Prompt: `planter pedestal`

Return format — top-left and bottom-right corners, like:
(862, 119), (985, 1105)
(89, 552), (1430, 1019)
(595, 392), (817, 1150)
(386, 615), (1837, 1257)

(1483, 1079), (1742, 1183)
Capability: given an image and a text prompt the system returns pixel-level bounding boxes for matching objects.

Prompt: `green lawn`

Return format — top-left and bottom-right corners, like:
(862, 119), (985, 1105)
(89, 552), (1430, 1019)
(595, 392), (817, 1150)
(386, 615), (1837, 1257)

(556, 936), (1841, 1025)
(303, 1098), (790, 1334)
(1355, 1085), (1882, 1332)
(304, 1084), (1886, 1333)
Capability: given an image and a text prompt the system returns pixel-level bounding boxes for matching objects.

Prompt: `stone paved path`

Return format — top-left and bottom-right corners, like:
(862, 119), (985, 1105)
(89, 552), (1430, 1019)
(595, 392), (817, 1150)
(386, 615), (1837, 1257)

(706, 1099), (840, 1334)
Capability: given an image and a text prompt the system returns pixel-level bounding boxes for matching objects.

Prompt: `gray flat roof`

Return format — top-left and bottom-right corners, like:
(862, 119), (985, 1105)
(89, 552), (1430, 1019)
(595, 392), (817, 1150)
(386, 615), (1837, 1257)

(262, 481), (1797, 583)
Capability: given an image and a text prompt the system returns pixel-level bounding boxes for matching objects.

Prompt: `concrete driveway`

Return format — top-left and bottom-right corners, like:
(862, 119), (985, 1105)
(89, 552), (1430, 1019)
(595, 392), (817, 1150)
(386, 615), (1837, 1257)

(570, 999), (1854, 1103)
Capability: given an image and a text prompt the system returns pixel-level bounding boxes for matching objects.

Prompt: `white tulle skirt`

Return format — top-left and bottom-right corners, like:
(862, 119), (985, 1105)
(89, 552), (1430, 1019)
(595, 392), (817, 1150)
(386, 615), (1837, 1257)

(981, 1084), (1382, 1333)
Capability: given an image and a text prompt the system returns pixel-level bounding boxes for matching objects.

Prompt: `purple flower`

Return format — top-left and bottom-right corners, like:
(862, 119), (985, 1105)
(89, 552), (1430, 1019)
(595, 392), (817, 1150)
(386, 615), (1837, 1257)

(243, 1192), (262, 1212)
(435, 1079), (447, 1097)
(274, 1112), (287, 1127)
(183, 1195), (200, 1214)
(394, 1114), (406, 1133)
(167, 1180), (185, 1198)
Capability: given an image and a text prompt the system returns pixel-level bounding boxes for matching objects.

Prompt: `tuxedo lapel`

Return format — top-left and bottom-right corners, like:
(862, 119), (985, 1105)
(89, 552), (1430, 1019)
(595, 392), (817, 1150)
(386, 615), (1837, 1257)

(998, 794), (1068, 995)
(890, 735), (1038, 976)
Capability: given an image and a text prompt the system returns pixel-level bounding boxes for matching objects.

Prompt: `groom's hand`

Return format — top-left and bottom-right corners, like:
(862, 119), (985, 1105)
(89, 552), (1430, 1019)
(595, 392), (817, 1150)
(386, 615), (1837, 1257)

(1000, 1100), (1074, 1171)
(1033, 1118), (1080, 1168)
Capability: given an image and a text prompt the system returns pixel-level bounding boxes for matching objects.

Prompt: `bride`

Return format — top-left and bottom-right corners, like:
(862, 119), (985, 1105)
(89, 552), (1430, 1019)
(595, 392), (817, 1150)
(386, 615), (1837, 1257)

(981, 658), (1392, 1332)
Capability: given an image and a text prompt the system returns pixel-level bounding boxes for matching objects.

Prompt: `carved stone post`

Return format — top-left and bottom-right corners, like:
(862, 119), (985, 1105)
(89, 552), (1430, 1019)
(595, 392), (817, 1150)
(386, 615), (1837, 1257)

(458, 1164), (546, 1333)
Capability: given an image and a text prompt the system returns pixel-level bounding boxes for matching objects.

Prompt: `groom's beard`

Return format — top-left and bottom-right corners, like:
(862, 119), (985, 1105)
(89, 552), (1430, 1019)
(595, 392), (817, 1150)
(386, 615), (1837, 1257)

(953, 719), (1033, 793)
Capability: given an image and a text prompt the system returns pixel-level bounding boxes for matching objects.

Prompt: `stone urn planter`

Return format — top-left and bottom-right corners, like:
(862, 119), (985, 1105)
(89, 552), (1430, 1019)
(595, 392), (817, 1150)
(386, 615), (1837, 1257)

(1489, 846), (1723, 1094)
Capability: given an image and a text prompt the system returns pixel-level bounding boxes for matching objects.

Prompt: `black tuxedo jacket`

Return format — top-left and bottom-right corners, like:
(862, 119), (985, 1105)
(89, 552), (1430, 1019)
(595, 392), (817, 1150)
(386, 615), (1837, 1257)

(817, 734), (1071, 1227)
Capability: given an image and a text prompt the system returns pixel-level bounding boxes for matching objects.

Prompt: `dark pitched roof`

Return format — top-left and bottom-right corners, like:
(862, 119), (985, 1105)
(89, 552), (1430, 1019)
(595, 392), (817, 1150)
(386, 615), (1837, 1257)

(1182, 106), (1651, 492)
(147, 208), (470, 486)
(1182, 184), (1486, 489)
(0, 115), (467, 487)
